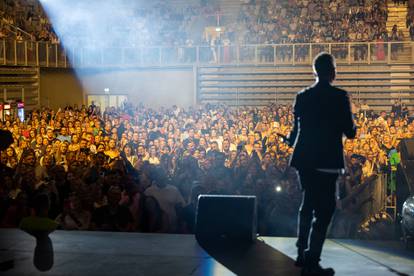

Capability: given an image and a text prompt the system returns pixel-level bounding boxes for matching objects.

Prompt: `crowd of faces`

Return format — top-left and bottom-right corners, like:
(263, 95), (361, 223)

(237, 0), (390, 44)
(1, 0), (410, 48)
(0, 0), (59, 43)
(0, 101), (412, 235)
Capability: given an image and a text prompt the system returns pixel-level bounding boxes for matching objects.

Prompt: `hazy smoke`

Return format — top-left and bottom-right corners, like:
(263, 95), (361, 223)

(40, 0), (157, 48)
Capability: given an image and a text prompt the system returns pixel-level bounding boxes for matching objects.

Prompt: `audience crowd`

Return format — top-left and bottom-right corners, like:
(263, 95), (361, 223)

(0, 100), (412, 237)
(237, 0), (389, 44)
(0, 0), (59, 43)
(0, 0), (413, 47)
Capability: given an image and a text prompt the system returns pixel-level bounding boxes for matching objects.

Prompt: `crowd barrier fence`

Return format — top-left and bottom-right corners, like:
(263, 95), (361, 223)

(1, 40), (414, 68)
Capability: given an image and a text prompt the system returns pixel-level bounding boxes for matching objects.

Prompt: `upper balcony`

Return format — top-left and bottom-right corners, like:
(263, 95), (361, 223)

(1, 39), (414, 68)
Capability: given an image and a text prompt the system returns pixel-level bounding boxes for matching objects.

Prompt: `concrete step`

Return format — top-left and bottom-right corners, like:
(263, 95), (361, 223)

(387, 19), (408, 23)
(387, 15), (408, 19)
(386, 1), (409, 39)
(386, 23), (408, 27)
(387, 17), (408, 21)
(387, 23), (409, 26)
(388, 3), (408, 7)
(388, 8), (408, 12)
(390, 69), (411, 87)
(386, 22), (408, 26)
(388, 15), (407, 19)
(386, 23), (408, 26)
(386, 26), (409, 31)
(386, 25), (408, 29)
(386, 29), (409, 35)
(217, 0), (242, 16)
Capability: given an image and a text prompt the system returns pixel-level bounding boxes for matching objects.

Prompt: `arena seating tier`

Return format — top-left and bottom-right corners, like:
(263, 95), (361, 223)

(0, 66), (39, 110)
(0, 0), (412, 110)
(198, 64), (414, 110)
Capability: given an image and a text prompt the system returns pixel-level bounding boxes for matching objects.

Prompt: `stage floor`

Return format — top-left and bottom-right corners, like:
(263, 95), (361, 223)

(0, 229), (413, 276)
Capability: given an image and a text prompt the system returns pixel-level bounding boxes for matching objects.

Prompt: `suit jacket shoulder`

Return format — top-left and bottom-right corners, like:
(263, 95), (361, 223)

(294, 83), (322, 112)
(294, 85), (312, 106)
(298, 83), (316, 96)
(333, 86), (348, 97)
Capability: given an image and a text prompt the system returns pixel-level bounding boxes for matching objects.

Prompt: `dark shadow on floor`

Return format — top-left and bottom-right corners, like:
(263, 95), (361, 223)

(20, 230), (54, 272)
(33, 233), (54, 271)
(197, 238), (302, 276)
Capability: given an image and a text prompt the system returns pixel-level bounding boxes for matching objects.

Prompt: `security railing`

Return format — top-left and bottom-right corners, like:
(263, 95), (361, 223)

(1, 40), (414, 67)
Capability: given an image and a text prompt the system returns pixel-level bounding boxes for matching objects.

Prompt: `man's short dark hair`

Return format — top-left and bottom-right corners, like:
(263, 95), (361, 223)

(313, 52), (336, 77)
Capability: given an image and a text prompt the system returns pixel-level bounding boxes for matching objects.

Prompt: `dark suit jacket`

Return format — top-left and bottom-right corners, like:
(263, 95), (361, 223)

(287, 81), (356, 170)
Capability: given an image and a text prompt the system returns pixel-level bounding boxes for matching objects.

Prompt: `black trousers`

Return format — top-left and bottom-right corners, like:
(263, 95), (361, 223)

(296, 169), (338, 264)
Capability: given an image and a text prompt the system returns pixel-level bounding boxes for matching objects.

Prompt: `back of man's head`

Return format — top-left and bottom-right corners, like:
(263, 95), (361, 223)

(313, 52), (336, 81)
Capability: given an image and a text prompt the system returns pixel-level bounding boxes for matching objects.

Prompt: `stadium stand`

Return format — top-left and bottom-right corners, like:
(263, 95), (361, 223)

(0, 0), (413, 112)
(0, 66), (39, 109)
(197, 64), (414, 110)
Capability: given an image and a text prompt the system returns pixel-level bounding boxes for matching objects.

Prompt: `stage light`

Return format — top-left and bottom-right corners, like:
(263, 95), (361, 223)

(275, 185), (282, 193)
(215, 27), (222, 32)
(38, 0), (149, 96)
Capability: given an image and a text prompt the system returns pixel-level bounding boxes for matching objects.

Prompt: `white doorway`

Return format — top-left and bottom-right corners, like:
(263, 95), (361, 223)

(87, 94), (128, 111)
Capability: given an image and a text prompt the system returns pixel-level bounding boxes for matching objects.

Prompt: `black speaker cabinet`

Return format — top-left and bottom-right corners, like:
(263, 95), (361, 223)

(195, 195), (257, 242)
(397, 161), (414, 214)
(400, 138), (414, 161)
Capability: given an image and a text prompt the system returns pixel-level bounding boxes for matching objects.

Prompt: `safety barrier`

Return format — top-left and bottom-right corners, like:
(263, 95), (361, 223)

(1, 40), (414, 68)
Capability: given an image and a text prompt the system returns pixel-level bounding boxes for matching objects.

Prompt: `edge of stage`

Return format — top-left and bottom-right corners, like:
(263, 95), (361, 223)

(0, 229), (413, 276)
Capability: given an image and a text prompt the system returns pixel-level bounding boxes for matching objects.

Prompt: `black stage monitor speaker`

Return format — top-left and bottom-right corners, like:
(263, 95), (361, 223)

(400, 138), (414, 161)
(397, 161), (414, 214)
(195, 195), (257, 242)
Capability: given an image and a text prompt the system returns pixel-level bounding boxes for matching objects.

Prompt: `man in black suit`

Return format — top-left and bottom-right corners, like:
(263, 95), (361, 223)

(286, 53), (356, 275)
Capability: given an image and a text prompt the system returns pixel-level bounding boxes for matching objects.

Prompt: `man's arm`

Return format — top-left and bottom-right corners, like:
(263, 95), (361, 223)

(343, 92), (357, 139)
(287, 94), (300, 147)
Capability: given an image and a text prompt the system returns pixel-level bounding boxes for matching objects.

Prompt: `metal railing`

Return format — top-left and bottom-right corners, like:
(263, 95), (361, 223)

(0, 18), (33, 40)
(1, 40), (414, 67)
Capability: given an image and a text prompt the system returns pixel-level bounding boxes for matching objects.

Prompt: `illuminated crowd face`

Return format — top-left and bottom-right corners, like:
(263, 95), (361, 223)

(1, 102), (413, 185)
(108, 139), (116, 150)
(6, 148), (14, 157)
